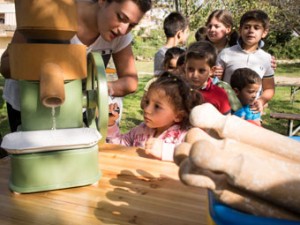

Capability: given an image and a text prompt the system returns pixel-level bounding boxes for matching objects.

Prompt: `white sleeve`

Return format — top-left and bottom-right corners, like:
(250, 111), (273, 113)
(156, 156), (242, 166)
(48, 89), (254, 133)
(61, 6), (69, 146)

(111, 33), (133, 53)
(161, 143), (176, 161)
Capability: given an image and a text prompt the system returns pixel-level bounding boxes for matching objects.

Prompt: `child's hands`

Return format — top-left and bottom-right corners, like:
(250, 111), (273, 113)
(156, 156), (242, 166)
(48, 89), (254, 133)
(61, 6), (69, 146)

(145, 138), (163, 159)
(213, 65), (224, 80)
(250, 99), (264, 114)
(108, 103), (120, 126)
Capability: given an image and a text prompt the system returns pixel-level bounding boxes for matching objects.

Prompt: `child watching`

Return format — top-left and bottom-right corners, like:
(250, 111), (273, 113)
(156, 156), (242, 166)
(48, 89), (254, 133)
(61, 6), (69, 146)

(176, 52), (186, 75)
(205, 9), (239, 81)
(154, 12), (189, 76)
(163, 47), (186, 73)
(217, 10), (275, 113)
(230, 68), (262, 126)
(195, 26), (208, 42)
(184, 41), (231, 115)
(144, 47), (185, 91)
(205, 9), (238, 53)
(107, 72), (202, 161)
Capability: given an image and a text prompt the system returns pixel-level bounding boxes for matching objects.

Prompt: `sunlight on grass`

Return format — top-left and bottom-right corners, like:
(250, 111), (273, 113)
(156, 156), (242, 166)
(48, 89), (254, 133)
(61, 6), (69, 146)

(276, 63), (300, 77)
(120, 76), (152, 133)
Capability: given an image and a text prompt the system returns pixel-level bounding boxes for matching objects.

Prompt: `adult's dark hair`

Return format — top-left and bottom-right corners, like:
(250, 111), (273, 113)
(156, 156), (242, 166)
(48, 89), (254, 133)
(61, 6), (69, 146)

(186, 41), (218, 68)
(108, 0), (152, 13)
(230, 68), (262, 91)
(147, 71), (203, 129)
(163, 11), (188, 38)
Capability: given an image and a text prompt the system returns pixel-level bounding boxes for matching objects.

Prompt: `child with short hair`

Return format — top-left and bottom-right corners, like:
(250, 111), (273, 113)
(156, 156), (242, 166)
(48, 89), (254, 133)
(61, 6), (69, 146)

(176, 51), (186, 75)
(154, 11), (189, 76)
(107, 72), (202, 161)
(184, 41), (231, 115)
(217, 10), (275, 113)
(195, 26), (208, 42)
(144, 47), (185, 91)
(163, 47), (186, 73)
(230, 68), (262, 126)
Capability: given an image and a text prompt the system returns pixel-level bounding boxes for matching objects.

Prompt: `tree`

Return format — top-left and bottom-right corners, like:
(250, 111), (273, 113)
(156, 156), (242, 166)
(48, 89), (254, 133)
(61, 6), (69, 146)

(270, 0), (300, 35)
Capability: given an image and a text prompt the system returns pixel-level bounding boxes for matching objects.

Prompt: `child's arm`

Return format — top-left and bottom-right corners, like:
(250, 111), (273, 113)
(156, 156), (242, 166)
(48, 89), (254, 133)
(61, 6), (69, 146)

(253, 77), (275, 113)
(213, 65), (224, 80)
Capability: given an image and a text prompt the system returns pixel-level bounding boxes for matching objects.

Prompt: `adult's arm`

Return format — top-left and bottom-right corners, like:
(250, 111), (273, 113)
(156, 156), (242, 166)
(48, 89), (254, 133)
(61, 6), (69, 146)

(0, 30), (27, 78)
(109, 43), (138, 97)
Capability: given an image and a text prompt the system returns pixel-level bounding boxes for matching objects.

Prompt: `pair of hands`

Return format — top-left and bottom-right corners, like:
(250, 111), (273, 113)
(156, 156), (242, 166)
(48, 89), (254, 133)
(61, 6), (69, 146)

(250, 99), (264, 114)
(144, 138), (164, 160)
(108, 103), (120, 126)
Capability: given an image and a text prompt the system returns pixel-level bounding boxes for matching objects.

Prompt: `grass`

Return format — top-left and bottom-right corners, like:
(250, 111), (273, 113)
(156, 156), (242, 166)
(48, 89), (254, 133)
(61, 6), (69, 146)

(275, 63), (300, 77)
(0, 63), (299, 137)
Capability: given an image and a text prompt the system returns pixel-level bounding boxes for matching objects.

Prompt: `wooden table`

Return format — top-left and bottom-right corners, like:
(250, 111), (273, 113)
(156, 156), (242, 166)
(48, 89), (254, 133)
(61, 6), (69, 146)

(0, 144), (208, 225)
(272, 77), (300, 136)
(275, 77), (300, 103)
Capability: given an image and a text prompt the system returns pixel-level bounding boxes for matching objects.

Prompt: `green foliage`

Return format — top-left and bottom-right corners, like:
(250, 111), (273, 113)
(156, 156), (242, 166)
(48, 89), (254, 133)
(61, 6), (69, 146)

(120, 76), (151, 133)
(262, 86), (300, 135)
(268, 37), (300, 59)
(132, 29), (165, 59)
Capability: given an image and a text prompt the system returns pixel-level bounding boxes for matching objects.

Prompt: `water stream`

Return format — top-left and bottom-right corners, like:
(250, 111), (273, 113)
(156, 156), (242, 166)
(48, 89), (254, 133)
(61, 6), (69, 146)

(51, 107), (56, 130)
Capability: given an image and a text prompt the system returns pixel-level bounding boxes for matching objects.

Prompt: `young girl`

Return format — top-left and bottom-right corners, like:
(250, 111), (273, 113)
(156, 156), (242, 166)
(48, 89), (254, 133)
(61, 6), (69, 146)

(205, 10), (238, 81)
(205, 9), (237, 53)
(107, 72), (202, 161)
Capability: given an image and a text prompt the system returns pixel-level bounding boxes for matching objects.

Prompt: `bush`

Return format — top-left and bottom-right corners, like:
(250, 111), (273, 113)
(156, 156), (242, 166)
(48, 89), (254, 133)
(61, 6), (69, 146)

(132, 29), (165, 60)
(267, 36), (300, 59)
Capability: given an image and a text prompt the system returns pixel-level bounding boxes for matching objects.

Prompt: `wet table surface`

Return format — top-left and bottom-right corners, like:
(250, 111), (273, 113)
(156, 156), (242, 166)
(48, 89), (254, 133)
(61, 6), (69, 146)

(0, 144), (208, 225)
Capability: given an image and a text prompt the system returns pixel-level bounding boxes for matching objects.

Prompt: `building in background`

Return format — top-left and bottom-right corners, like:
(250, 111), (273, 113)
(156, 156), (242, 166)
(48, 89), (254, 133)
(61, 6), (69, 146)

(0, 0), (15, 58)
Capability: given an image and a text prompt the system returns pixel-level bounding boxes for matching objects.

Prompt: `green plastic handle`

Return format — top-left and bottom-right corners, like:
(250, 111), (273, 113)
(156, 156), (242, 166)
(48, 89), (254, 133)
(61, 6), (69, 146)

(86, 52), (108, 142)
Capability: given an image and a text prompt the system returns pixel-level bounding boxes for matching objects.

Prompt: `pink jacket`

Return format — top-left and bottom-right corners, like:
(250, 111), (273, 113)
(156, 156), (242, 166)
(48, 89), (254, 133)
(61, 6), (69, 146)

(106, 123), (187, 161)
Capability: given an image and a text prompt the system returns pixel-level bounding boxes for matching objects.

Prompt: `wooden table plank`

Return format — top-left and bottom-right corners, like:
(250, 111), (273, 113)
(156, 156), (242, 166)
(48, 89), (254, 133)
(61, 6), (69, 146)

(0, 144), (208, 225)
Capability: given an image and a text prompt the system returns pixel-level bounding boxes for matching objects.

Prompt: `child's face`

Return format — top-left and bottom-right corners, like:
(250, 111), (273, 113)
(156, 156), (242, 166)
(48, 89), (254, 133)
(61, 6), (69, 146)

(184, 58), (213, 89)
(239, 20), (268, 50)
(207, 17), (231, 44)
(143, 88), (182, 133)
(179, 27), (190, 45)
(237, 83), (261, 105)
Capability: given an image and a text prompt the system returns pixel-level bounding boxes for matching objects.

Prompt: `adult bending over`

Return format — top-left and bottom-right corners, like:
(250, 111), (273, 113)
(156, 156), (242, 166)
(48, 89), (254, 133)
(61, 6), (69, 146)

(0, 0), (152, 132)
